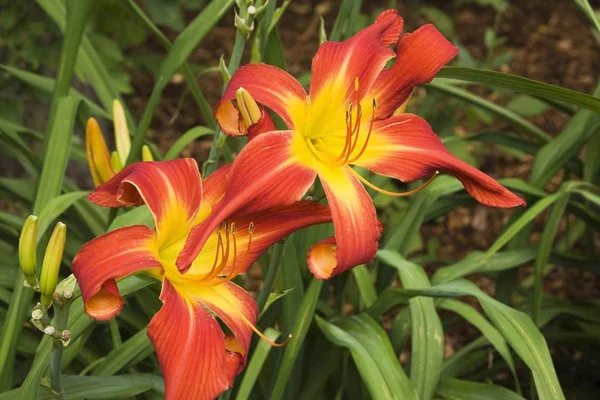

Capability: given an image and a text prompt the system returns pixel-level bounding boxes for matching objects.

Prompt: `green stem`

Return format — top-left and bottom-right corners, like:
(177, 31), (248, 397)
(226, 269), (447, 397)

(50, 298), (72, 399)
(256, 241), (287, 311)
(204, 8), (253, 176)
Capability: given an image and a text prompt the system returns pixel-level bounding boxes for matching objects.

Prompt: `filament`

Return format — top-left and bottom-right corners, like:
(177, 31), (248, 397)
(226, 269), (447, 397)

(350, 168), (440, 197)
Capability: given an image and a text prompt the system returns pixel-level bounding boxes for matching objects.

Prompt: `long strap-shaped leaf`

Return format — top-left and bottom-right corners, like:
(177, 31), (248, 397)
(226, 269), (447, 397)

(316, 314), (418, 400)
(377, 251), (565, 400)
(438, 67), (600, 112)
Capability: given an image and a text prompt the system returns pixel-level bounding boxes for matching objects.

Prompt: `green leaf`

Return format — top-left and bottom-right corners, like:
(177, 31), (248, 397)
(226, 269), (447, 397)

(0, 374), (164, 400)
(316, 314), (418, 400)
(373, 255), (566, 400)
(107, 206), (154, 231)
(436, 378), (525, 400)
(352, 265), (377, 308)
(533, 194), (569, 325)
(0, 65), (110, 120)
(377, 251), (443, 400)
(128, 0), (235, 164)
(164, 126), (214, 160)
(432, 248), (537, 285)
(235, 328), (280, 400)
(33, 96), (81, 214)
(438, 67), (600, 112)
(269, 278), (322, 400)
(428, 80), (551, 142)
(37, 191), (88, 239)
(437, 299), (518, 388)
(507, 94), (549, 116)
(91, 329), (154, 376)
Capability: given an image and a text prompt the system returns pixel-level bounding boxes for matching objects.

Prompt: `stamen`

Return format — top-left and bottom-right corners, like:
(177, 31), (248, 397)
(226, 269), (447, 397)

(350, 168), (440, 197)
(247, 222), (254, 254)
(333, 104), (354, 162)
(347, 99), (376, 164)
(239, 312), (292, 347)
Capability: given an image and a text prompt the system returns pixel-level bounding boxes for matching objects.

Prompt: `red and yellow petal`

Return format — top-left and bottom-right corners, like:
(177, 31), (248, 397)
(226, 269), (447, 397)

(147, 280), (232, 400)
(353, 114), (525, 207)
(89, 159), (203, 244)
(313, 165), (381, 279)
(180, 281), (258, 362)
(72, 225), (162, 320)
(216, 100), (277, 140)
(307, 10), (403, 134)
(177, 132), (316, 273)
(216, 63), (307, 133)
(185, 200), (332, 278)
(369, 24), (458, 119)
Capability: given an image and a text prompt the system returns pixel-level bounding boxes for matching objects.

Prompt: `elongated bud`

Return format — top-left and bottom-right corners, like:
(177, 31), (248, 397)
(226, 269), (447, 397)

(86, 118), (115, 186)
(19, 215), (38, 287)
(236, 88), (262, 127)
(110, 151), (123, 172)
(112, 100), (130, 166)
(142, 145), (154, 162)
(40, 222), (66, 308)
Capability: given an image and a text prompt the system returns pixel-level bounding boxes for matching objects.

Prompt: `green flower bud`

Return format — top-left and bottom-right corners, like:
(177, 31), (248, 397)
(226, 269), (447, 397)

(40, 222), (66, 308)
(19, 215), (39, 288)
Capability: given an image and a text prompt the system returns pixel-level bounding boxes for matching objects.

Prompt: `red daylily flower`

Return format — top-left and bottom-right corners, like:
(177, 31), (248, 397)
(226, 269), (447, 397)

(176, 10), (525, 280)
(72, 159), (332, 400)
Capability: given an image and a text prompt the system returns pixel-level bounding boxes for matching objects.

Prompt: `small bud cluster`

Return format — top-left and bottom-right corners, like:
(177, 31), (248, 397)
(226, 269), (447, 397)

(18, 217), (78, 347)
(234, 0), (269, 39)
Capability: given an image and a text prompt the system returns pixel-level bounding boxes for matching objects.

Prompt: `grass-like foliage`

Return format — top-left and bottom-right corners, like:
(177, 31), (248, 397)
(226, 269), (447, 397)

(0, 0), (599, 399)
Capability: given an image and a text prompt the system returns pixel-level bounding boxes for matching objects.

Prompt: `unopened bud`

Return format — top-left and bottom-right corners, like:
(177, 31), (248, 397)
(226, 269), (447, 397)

(110, 151), (123, 172)
(86, 118), (115, 186)
(19, 215), (39, 287)
(55, 274), (77, 299)
(236, 88), (262, 128)
(142, 145), (154, 162)
(40, 222), (66, 308)
(112, 100), (131, 166)
(247, 5), (256, 15)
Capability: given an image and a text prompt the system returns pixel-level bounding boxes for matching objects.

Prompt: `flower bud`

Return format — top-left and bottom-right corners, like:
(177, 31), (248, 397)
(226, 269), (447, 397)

(86, 118), (115, 186)
(112, 100), (131, 166)
(236, 88), (262, 128)
(40, 222), (66, 308)
(19, 215), (38, 287)
(110, 151), (123, 172)
(142, 145), (154, 162)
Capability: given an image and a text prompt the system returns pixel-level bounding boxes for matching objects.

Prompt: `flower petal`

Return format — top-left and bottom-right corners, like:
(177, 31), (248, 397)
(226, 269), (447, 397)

(148, 280), (231, 400)
(72, 225), (162, 320)
(179, 281), (258, 363)
(216, 100), (277, 140)
(369, 24), (458, 119)
(216, 63), (307, 132)
(89, 159), (203, 244)
(306, 237), (338, 280)
(353, 114), (526, 207)
(177, 132), (316, 273)
(316, 165), (381, 278)
(185, 200), (332, 278)
(307, 10), (403, 133)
